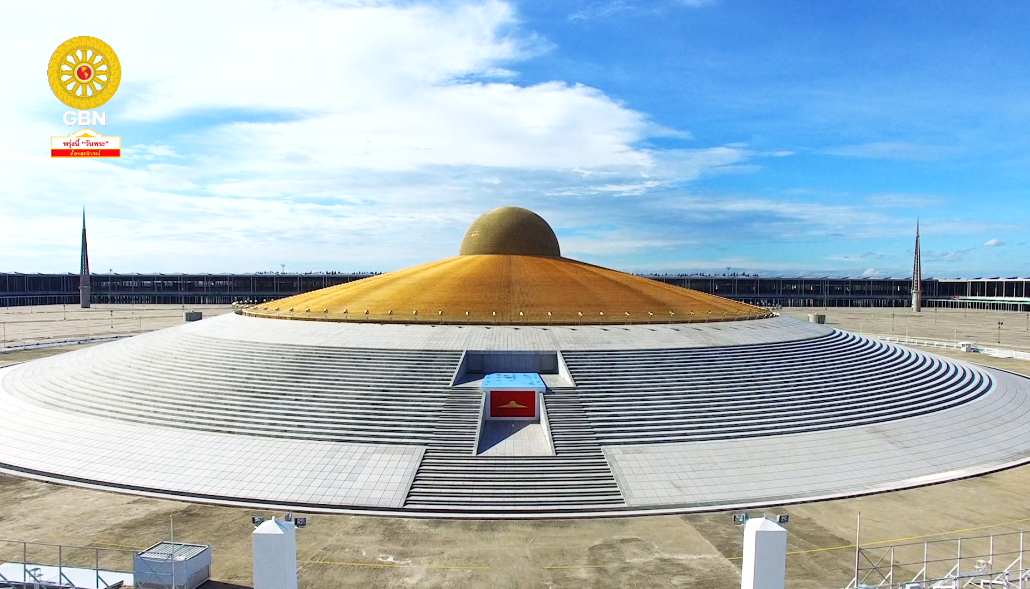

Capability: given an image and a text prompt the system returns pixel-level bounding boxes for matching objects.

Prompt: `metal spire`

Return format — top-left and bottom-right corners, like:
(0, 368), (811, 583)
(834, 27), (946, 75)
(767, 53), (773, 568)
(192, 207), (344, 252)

(80, 209), (91, 308)
(912, 218), (922, 312)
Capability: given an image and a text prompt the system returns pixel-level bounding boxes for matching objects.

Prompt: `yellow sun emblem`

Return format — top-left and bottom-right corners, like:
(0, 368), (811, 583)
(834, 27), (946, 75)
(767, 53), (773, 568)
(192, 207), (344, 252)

(47, 36), (122, 110)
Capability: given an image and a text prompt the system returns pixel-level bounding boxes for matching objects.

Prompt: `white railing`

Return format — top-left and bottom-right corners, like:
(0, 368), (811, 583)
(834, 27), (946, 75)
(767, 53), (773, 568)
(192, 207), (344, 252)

(875, 335), (1030, 361)
(876, 336), (964, 352)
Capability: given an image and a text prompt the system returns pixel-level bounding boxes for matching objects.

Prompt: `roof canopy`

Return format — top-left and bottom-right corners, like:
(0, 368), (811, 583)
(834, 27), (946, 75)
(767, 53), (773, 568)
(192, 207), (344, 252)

(243, 207), (770, 325)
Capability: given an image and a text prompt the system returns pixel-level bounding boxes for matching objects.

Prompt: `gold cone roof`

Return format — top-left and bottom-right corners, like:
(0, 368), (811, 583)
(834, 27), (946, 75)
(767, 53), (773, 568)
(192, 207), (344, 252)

(244, 255), (768, 325)
(243, 206), (770, 325)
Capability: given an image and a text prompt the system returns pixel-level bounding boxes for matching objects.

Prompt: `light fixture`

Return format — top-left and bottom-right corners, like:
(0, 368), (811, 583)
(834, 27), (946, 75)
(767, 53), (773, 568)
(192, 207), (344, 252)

(252, 516), (266, 526)
(732, 512), (748, 525)
(777, 514), (789, 525)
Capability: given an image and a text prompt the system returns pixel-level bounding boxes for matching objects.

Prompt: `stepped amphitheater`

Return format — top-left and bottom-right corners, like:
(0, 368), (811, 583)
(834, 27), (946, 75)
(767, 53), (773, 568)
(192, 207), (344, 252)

(3, 207), (1030, 518)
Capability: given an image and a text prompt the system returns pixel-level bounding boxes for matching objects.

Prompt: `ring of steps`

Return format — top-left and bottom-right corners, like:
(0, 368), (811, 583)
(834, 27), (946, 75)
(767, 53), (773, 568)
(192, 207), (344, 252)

(402, 331), (992, 514)
(0, 327), (995, 516)
(2, 329), (463, 446)
(563, 330), (992, 445)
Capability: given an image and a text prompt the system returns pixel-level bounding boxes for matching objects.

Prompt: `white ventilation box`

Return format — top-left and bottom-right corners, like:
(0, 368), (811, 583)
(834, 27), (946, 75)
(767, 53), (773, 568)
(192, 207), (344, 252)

(134, 541), (212, 589)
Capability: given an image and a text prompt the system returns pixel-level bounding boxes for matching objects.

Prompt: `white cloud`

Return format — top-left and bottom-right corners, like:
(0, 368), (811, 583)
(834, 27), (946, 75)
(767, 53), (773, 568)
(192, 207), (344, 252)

(925, 249), (975, 263)
(569, 1), (633, 21)
(4, 1), (1006, 276)
(5, 0), (737, 271)
(199, 81), (655, 173)
(866, 193), (947, 209)
(824, 142), (957, 161)
(833, 252), (889, 262)
(984, 238), (1006, 247)
(117, 1), (533, 120)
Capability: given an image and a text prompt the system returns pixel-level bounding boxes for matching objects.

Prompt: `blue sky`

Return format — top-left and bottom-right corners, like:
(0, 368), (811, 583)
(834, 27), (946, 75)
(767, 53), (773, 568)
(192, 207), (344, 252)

(2, 0), (1028, 277)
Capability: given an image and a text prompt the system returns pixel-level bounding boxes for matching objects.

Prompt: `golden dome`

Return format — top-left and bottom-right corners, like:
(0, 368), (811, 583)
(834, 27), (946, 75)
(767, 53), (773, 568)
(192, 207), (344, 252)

(243, 206), (772, 325)
(459, 206), (560, 257)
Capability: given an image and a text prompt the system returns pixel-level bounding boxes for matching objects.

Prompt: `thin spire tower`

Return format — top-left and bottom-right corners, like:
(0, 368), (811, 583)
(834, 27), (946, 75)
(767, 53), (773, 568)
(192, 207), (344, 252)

(912, 218), (922, 312)
(80, 209), (91, 308)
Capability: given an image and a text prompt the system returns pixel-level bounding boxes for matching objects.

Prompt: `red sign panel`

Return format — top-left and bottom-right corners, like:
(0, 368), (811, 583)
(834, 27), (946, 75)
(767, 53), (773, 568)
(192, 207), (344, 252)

(490, 390), (536, 418)
(51, 149), (122, 157)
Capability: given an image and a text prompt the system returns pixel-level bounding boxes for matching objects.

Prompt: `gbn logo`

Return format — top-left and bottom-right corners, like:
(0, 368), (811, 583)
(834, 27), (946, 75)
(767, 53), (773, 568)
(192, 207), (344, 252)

(63, 111), (107, 126)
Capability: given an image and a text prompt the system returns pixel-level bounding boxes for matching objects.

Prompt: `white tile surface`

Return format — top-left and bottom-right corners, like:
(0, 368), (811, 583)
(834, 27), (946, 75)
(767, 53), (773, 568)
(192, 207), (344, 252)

(478, 421), (553, 456)
(187, 312), (831, 351)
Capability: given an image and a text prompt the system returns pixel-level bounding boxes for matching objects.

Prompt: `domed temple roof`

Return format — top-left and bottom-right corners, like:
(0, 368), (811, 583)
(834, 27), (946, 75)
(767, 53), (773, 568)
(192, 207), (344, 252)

(243, 207), (770, 325)
(459, 206), (560, 257)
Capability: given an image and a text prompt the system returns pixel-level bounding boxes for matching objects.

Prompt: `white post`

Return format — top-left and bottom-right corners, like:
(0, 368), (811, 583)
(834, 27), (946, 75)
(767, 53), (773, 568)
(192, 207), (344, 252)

(170, 516), (176, 589)
(741, 518), (787, 589)
(253, 517), (299, 589)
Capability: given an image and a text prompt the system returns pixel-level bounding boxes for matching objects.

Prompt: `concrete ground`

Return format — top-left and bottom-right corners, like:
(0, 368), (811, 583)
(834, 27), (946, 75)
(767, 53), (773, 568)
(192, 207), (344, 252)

(1, 305), (1030, 588)
(779, 305), (1030, 351)
(0, 304), (234, 353)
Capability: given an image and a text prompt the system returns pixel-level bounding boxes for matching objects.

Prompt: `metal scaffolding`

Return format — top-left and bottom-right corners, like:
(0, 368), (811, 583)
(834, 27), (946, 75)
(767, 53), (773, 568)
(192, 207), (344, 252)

(847, 529), (1030, 588)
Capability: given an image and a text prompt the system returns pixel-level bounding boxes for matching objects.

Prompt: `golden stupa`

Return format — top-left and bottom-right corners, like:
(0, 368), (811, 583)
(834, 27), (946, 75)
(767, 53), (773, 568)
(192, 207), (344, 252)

(242, 207), (770, 325)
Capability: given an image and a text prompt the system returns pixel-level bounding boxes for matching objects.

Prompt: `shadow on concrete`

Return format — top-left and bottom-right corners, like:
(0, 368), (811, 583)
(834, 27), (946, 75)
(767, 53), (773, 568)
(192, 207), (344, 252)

(200, 582), (252, 589)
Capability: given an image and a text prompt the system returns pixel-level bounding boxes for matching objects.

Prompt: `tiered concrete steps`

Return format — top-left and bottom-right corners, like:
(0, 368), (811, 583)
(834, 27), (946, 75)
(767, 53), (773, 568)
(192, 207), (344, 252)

(562, 330), (991, 445)
(403, 388), (625, 515)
